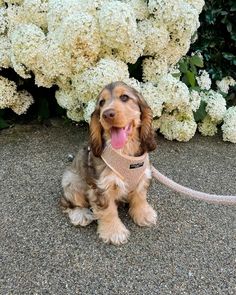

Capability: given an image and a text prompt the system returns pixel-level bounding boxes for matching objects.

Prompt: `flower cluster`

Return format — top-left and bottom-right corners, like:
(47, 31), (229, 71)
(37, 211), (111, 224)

(196, 90), (227, 137)
(201, 90), (226, 123)
(7, 1), (235, 142)
(196, 70), (211, 90)
(0, 0), (204, 129)
(221, 107), (236, 143)
(216, 76), (236, 94)
(157, 110), (197, 142)
(0, 76), (33, 114)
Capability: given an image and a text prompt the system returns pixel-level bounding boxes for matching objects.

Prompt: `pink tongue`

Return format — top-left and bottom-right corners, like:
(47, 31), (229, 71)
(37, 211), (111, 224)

(110, 127), (127, 149)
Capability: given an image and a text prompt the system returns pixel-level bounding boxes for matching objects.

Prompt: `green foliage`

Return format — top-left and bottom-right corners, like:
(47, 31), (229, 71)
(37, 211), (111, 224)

(191, 0), (236, 83)
(178, 55), (204, 88)
(0, 110), (9, 129)
(194, 100), (207, 122)
(37, 96), (50, 122)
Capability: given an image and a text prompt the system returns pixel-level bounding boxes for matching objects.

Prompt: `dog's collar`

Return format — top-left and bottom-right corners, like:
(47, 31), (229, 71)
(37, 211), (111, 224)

(101, 144), (149, 192)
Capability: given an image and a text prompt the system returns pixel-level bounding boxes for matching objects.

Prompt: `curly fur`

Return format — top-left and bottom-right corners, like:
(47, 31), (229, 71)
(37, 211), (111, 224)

(61, 81), (157, 245)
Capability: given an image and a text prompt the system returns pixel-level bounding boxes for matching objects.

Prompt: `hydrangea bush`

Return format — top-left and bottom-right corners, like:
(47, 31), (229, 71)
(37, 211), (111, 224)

(0, 0), (235, 142)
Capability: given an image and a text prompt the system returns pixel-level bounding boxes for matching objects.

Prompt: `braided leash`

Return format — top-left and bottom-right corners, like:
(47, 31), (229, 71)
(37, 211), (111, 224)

(152, 166), (236, 205)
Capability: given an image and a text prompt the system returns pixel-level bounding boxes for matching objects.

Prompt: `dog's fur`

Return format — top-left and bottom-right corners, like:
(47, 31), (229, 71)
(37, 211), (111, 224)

(61, 81), (157, 245)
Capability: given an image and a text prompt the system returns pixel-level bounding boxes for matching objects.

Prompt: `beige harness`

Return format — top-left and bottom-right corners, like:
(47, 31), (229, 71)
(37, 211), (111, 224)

(101, 144), (149, 192)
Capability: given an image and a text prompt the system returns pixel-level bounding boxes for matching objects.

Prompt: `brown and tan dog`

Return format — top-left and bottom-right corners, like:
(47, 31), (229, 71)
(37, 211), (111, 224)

(61, 81), (157, 245)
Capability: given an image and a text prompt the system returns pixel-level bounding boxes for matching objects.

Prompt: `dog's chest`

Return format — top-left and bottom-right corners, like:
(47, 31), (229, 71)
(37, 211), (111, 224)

(100, 144), (150, 193)
(96, 166), (151, 200)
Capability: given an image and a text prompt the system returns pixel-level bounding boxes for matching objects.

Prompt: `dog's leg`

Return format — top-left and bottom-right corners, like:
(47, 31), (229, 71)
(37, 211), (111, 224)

(128, 187), (157, 227)
(61, 170), (95, 227)
(92, 195), (130, 245)
(60, 192), (95, 227)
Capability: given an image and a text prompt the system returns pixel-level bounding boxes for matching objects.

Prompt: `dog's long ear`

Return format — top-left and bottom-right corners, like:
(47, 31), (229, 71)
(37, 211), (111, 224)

(89, 108), (104, 157)
(137, 94), (157, 153)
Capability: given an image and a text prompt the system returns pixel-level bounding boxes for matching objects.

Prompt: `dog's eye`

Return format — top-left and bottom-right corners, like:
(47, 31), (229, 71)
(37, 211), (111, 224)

(120, 94), (129, 102)
(99, 99), (105, 107)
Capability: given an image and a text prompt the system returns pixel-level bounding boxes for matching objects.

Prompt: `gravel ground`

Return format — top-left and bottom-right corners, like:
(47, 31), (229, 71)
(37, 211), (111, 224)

(0, 121), (235, 295)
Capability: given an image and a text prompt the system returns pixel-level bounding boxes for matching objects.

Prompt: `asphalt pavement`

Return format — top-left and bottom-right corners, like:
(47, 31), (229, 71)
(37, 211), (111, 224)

(0, 120), (235, 295)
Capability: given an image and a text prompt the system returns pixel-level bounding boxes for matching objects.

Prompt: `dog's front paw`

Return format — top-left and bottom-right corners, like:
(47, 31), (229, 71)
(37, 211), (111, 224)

(129, 204), (157, 227)
(97, 220), (130, 245)
(67, 207), (95, 227)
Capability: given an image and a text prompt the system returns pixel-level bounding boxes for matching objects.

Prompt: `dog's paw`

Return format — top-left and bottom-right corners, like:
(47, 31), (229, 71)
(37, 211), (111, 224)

(97, 220), (130, 245)
(67, 207), (95, 227)
(130, 204), (157, 227)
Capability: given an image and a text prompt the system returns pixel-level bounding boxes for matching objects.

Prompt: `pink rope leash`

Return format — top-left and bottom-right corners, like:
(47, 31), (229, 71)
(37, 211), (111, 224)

(151, 166), (236, 205)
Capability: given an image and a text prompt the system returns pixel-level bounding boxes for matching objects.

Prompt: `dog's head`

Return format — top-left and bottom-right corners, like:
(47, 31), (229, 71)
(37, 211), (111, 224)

(89, 81), (157, 157)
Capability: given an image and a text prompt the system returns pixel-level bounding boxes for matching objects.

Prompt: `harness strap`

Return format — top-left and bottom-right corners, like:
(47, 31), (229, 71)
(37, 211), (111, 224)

(101, 144), (149, 192)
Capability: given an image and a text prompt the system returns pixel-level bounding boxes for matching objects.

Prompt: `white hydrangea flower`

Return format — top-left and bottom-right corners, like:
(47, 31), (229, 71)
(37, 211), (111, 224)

(0, 76), (17, 109)
(0, 76), (33, 115)
(114, 30), (145, 64)
(72, 58), (129, 103)
(157, 74), (190, 112)
(149, 1), (200, 65)
(123, 78), (141, 93)
(0, 7), (8, 34)
(140, 82), (164, 117)
(216, 76), (236, 94)
(142, 57), (168, 83)
(198, 115), (218, 136)
(158, 110), (197, 141)
(83, 100), (96, 123)
(138, 19), (169, 56)
(47, 0), (105, 32)
(10, 24), (45, 79)
(4, 0), (24, 4)
(67, 107), (84, 123)
(163, 30), (193, 65)
(221, 107), (236, 143)
(0, 36), (11, 68)
(148, 1), (199, 37)
(122, 0), (149, 20)
(201, 90), (226, 123)
(1, 0), (208, 138)
(7, 0), (48, 32)
(186, 0), (204, 13)
(189, 90), (201, 112)
(99, 1), (137, 50)
(55, 87), (79, 110)
(35, 38), (73, 87)
(196, 70), (211, 90)
(55, 11), (101, 63)
(11, 90), (34, 115)
(148, 0), (198, 26)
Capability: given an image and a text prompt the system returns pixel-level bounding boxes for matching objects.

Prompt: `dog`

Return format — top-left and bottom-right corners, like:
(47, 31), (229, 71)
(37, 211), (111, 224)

(61, 81), (157, 245)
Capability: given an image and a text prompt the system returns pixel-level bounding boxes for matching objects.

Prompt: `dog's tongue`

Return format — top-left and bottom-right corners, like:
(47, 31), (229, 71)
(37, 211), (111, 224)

(110, 127), (127, 149)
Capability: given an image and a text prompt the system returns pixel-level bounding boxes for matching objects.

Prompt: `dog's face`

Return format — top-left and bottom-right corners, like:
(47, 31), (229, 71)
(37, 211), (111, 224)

(90, 81), (156, 157)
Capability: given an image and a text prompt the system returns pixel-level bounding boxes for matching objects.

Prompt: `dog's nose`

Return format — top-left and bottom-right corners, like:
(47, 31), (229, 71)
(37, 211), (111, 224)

(102, 109), (115, 120)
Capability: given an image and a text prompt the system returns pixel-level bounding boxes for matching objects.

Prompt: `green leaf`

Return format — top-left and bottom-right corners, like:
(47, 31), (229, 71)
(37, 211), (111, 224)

(38, 97), (50, 122)
(194, 100), (207, 122)
(227, 22), (232, 32)
(0, 117), (9, 129)
(172, 73), (181, 79)
(190, 55), (204, 67)
(178, 60), (188, 73)
(186, 71), (196, 87)
(222, 52), (235, 61)
(190, 63), (197, 75)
